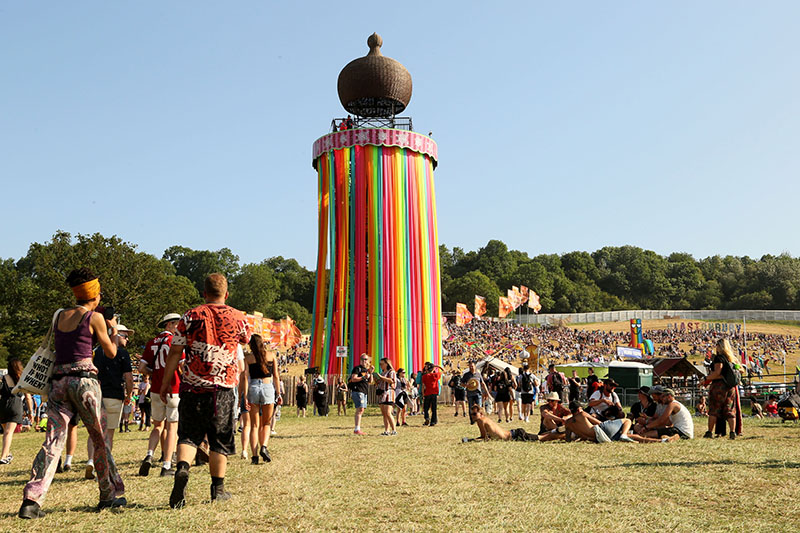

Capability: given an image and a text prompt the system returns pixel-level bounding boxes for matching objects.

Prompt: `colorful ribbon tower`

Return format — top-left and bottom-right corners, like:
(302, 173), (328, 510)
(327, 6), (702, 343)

(309, 128), (442, 376)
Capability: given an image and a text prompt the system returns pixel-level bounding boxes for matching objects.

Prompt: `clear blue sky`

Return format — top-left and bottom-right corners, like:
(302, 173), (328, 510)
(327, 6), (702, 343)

(2, 2), (798, 268)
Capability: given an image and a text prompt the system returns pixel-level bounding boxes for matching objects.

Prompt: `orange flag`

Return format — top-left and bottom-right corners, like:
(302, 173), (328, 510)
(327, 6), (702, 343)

(528, 291), (542, 314)
(456, 303), (473, 326)
(474, 295), (487, 318)
(519, 286), (529, 304)
(507, 289), (520, 310)
(499, 296), (513, 318)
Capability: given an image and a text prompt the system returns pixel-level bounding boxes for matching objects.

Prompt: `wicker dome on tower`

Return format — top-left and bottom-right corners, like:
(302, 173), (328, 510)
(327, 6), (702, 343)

(337, 33), (413, 118)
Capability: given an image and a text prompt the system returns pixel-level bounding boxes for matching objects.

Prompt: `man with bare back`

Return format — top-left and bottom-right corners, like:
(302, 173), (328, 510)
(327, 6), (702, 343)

(465, 405), (539, 442)
(564, 401), (677, 443)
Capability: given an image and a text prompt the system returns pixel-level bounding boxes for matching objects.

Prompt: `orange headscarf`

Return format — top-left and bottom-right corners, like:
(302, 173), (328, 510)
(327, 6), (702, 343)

(72, 278), (100, 301)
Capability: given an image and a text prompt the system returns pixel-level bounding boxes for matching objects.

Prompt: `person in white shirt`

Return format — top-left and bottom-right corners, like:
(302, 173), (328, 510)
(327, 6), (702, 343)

(640, 388), (694, 440)
(587, 379), (623, 421)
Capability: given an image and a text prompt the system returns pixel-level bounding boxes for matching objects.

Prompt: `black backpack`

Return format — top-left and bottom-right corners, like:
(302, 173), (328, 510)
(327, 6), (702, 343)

(721, 360), (741, 388)
(551, 372), (564, 391)
(520, 372), (533, 393)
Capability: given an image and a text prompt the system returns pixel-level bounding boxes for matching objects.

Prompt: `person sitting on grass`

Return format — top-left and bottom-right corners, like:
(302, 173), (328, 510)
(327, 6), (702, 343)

(464, 405), (539, 442)
(764, 397), (778, 417)
(695, 396), (708, 417)
(750, 398), (764, 419)
(538, 392), (570, 439)
(639, 388), (694, 440)
(564, 402), (676, 443)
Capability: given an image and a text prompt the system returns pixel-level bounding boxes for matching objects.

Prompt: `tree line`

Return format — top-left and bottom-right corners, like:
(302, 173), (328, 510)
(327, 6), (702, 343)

(440, 240), (800, 317)
(2, 232), (799, 366)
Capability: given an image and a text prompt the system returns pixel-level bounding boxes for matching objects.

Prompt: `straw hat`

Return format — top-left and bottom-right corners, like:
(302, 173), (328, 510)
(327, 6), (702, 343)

(466, 378), (480, 392)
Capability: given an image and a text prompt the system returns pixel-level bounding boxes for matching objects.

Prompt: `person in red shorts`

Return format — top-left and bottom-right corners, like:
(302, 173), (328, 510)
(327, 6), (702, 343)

(138, 313), (184, 477)
(421, 362), (444, 427)
(160, 274), (251, 508)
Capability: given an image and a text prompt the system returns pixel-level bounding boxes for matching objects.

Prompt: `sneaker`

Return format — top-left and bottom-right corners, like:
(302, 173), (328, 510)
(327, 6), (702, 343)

(379, 431), (389, 436)
(729, 432), (737, 440)
(63, 462), (72, 472)
(251, 456), (259, 465)
(160, 467), (175, 477)
(703, 431), (714, 439)
(429, 423), (437, 427)
(169, 469), (189, 509)
(18, 499), (45, 519)
(85, 464), (95, 480)
(619, 435), (635, 443)
(240, 450), (248, 460)
(138, 459), (152, 477)
(0, 454), (12, 465)
(259, 446), (271, 463)
(97, 497), (127, 511)
(210, 484), (232, 502)
(422, 420), (429, 426)
(353, 430), (365, 435)
(390, 431), (397, 436)
(271, 430), (277, 436)
(525, 417), (530, 423)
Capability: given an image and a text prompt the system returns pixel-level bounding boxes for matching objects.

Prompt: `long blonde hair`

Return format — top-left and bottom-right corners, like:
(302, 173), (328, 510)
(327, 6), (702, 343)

(716, 338), (737, 364)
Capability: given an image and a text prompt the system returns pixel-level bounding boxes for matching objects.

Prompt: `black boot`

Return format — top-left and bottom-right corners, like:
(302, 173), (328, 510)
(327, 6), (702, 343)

(18, 499), (45, 519)
(169, 462), (190, 509)
(210, 477), (231, 502)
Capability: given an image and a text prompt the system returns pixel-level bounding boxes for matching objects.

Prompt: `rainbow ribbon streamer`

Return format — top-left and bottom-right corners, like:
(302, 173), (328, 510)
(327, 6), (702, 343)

(309, 129), (441, 376)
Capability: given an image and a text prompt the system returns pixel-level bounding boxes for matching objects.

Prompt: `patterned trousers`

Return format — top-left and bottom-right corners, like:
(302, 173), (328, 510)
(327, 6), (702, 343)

(23, 372), (125, 504)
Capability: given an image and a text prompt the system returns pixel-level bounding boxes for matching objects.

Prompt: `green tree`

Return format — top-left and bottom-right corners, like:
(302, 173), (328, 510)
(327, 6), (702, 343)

(227, 262), (280, 314)
(444, 270), (502, 316)
(163, 245), (240, 296)
(267, 300), (312, 331)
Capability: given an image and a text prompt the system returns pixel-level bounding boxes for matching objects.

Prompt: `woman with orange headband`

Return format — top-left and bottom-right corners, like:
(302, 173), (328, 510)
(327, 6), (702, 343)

(19, 267), (127, 519)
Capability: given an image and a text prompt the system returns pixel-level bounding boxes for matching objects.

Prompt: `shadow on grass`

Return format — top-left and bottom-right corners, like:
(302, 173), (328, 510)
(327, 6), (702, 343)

(605, 458), (800, 469)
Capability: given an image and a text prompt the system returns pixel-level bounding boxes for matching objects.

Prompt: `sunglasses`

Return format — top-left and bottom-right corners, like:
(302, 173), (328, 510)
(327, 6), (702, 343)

(118, 333), (129, 339)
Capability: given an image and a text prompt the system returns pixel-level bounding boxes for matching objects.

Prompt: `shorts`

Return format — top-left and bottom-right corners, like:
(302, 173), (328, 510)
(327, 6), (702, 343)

(495, 390), (511, 403)
(521, 393), (534, 405)
(247, 379), (275, 405)
(514, 391), (522, 401)
(510, 428), (538, 442)
(178, 387), (236, 456)
(151, 393), (180, 423)
(656, 427), (691, 440)
(351, 391), (367, 409)
(453, 389), (466, 402)
(594, 418), (625, 443)
(122, 403), (133, 415)
(102, 398), (124, 430)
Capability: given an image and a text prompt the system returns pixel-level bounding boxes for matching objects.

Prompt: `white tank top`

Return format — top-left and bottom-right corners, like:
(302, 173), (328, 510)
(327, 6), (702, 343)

(669, 402), (694, 439)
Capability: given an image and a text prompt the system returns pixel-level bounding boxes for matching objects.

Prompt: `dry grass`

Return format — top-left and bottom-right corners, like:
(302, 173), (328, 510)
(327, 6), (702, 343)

(1, 409), (800, 532)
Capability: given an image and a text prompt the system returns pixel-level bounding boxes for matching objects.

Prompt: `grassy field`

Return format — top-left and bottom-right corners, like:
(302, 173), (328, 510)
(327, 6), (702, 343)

(1, 409), (799, 532)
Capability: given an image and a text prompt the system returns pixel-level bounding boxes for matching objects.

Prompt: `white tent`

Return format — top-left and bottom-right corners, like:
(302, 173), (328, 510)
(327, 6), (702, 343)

(475, 355), (520, 377)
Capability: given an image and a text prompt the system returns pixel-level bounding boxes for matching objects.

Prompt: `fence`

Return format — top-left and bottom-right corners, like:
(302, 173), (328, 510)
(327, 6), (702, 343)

(517, 309), (800, 326)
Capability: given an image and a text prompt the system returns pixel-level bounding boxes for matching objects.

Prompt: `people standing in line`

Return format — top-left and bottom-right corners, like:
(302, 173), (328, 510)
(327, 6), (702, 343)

(1, 358), (34, 465)
(86, 324), (134, 479)
(395, 369), (409, 427)
(335, 377), (348, 416)
(159, 273), (252, 508)
(348, 354), (373, 435)
(19, 268), (126, 519)
(295, 376), (309, 418)
(374, 358), (397, 435)
(137, 376), (151, 431)
(245, 334), (280, 464)
(702, 338), (740, 439)
(138, 313), (183, 477)
(461, 361), (490, 412)
(421, 362), (444, 427)
(448, 369), (467, 417)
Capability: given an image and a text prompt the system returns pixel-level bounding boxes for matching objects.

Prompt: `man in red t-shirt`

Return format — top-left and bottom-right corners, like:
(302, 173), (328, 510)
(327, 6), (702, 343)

(137, 313), (184, 477)
(159, 274), (251, 508)
(421, 362), (444, 427)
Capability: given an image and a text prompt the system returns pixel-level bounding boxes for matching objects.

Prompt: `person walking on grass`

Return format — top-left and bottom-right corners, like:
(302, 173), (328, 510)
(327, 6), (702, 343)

(448, 369), (467, 417)
(421, 362), (444, 427)
(1, 358), (34, 465)
(295, 375), (309, 418)
(348, 354), (373, 435)
(159, 273), (252, 508)
(244, 334), (280, 464)
(85, 324), (133, 480)
(375, 358), (397, 435)
(19, 268), (125, 519)
(138, 313), (183, 477)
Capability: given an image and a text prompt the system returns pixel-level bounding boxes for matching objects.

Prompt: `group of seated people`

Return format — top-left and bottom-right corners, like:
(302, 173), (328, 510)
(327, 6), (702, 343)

(467, 379), (694, 444)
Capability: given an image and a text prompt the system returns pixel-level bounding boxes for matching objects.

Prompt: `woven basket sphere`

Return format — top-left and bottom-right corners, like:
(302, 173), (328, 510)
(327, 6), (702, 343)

(337, 33), (412, 117)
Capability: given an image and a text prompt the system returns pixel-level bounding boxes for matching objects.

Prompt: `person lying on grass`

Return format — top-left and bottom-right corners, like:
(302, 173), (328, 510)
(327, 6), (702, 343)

(564, 401), (678, 443)
(463, 405), (539, 442)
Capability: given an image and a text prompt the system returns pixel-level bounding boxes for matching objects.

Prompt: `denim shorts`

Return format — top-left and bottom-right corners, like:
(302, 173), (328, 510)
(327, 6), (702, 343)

(351, 391), (367, 409)
(247, 379), (275, 405)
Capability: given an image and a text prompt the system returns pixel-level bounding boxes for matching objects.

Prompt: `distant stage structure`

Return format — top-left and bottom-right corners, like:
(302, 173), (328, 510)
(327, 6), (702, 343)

(309, 33), (442, 376)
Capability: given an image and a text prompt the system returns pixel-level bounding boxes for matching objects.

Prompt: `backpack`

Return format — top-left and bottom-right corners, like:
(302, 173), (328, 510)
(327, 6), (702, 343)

(551, 372), (564, 391)
(721, 360), (741, 388)
(520, 372), (533, 393)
